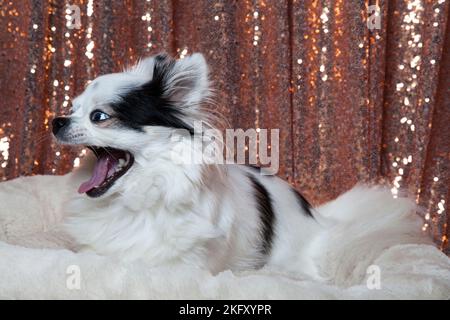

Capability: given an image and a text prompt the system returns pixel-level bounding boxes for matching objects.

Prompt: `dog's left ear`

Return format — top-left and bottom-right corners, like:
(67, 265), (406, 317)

(162, 53), (209, 107)
(130, 53), (209, 107)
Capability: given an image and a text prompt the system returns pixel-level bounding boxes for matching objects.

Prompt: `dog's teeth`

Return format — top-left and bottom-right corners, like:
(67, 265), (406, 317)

(118, 159), (125, 166)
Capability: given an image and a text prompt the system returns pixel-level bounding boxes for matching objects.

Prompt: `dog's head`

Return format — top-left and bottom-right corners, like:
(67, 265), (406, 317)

(52, 53), (210, 198)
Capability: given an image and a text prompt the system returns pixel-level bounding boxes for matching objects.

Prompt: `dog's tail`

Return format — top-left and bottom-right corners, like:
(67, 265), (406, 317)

(311, 184), (431, 286)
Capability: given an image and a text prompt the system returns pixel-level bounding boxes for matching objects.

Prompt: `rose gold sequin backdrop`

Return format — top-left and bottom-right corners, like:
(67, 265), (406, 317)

(0, 1), (449, 254)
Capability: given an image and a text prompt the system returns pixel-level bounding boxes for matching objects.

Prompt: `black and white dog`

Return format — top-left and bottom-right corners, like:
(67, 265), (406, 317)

(52, 53), (427, 281)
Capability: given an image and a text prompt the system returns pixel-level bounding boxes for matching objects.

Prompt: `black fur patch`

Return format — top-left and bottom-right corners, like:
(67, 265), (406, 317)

(110, 54), (193, 134)
(292, 188), (313, 218)
(248, 174), (275, 256)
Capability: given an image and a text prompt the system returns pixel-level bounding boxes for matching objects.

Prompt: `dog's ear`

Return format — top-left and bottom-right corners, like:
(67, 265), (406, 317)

(128, 53), (209, 108)
(128, 55), (158, 76)
(161, 53), (209, 107)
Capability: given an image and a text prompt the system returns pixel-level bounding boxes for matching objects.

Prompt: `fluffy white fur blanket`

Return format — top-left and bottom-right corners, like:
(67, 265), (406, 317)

(0, 174), (449, 299)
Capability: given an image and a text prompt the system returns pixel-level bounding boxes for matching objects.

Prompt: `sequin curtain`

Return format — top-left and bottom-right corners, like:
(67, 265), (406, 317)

(0, 0), (449, 254)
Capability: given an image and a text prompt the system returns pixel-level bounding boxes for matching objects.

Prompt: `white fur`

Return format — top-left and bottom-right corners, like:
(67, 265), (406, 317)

(53, 53), (434, 281)
(1, 175), (449, 299)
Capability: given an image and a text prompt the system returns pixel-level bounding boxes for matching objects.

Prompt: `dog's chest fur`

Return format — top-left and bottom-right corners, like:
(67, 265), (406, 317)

(63, 163), (282, 272)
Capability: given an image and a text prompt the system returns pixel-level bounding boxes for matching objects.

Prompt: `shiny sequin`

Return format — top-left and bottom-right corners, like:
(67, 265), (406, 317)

(0, 0), (448, 254)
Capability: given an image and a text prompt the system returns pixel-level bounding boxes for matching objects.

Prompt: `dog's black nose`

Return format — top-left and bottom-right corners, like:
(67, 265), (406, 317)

(52, 117), (70, 135)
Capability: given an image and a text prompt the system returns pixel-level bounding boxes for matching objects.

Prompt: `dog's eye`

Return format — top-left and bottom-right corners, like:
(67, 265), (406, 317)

(90, 110), (110, 123)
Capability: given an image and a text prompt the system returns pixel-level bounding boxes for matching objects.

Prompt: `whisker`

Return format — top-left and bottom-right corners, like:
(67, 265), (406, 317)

(89, 147), (99, 158)
(101, 147), (118, 161)
(34, 131), (52, 140)
(34, 135), (51, 146)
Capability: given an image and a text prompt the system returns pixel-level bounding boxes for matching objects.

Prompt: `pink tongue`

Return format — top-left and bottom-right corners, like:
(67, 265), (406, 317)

(78, 156), (111, 194)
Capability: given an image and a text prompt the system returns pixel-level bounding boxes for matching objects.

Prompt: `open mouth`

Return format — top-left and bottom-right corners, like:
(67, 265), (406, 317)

(78, 146), (134, 198)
